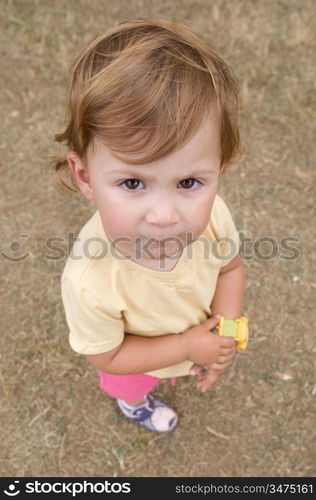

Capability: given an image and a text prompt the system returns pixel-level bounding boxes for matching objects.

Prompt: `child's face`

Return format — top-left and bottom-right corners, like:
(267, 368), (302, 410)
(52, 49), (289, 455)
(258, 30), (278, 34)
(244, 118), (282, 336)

(68, 110), (221, 264)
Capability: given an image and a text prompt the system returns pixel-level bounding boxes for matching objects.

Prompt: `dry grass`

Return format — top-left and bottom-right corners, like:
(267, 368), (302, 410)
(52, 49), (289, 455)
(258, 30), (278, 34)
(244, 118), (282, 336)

(1, 0), (315, 477)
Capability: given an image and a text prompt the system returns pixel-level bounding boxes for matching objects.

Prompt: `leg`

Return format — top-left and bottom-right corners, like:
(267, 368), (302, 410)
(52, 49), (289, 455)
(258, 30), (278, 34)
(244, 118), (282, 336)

(98, 371), (160, 401)
(98, 371), (178, 433)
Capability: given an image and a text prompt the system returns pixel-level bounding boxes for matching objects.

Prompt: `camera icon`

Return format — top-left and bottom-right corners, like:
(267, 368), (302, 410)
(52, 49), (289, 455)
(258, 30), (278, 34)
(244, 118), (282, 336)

(1, 234), (30, 262)
(4, 481), (20, 496)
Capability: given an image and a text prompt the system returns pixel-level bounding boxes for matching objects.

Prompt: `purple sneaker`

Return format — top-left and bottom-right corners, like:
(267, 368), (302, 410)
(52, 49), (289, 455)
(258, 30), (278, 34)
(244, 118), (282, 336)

(117, 394), (178, 433)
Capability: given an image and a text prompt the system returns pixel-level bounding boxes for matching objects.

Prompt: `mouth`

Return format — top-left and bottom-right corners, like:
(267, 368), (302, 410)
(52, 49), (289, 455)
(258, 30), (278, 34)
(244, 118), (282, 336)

(140, 235), (182, 245)
(151, 237), (174, 244)
(148, 239), (166, 247)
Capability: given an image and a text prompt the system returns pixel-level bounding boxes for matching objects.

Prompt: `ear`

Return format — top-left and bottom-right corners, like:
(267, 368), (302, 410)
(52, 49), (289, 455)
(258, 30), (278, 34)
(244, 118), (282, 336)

(67, 152), (94, 201)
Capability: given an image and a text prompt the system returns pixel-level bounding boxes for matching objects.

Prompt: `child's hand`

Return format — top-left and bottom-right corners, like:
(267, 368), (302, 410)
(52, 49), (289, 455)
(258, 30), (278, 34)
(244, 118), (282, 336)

(189, 341), (235, 377)
(182, 316), (235, 368)
(189, 328), (236, 393)
(195, 366), (226, 393)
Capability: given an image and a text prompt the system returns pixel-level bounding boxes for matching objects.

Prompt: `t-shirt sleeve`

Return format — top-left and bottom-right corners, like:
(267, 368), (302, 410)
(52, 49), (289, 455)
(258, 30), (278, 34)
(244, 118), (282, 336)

(61, 278), (125, 355)
(209, 195), (240, 266)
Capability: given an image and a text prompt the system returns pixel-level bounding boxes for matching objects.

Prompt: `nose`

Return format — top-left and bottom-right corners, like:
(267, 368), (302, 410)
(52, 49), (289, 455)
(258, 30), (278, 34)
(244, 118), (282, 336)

(145, 198), (180, 228)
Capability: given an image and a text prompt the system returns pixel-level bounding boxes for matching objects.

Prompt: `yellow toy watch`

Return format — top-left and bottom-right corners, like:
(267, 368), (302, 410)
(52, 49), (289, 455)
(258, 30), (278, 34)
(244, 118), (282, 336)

(211, 316), (249, 350)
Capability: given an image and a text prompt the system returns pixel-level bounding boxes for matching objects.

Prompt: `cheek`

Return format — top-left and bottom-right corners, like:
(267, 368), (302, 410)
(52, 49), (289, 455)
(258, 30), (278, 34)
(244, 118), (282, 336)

(97, 195), (139, 236)
(190, 193), (216, 226)
(103, 208), (129, 232)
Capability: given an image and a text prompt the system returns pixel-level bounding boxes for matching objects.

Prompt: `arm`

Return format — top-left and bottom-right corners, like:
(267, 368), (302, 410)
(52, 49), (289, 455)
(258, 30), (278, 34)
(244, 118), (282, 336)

(86, 332), (188, 375)
(86, 316), (234, 375)
(194, 255), (246, 392)
(211, 254), (245, 319)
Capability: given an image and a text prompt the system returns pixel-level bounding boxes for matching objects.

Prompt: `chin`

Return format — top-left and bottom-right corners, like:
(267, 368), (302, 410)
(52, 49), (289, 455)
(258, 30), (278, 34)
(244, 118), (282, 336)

(156, 246), (182, 260)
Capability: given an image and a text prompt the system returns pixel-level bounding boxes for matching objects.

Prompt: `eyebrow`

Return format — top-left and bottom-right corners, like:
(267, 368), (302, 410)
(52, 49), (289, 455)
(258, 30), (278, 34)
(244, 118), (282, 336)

(105, 168), (218, 180)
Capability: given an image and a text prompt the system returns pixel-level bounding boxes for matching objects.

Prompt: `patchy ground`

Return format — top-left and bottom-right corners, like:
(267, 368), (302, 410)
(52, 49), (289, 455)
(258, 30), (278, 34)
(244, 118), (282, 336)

(1, 0), (315, 477)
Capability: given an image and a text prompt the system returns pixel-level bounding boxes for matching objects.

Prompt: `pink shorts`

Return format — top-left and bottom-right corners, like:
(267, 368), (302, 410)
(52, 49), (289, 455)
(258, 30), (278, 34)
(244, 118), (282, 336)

(98, 371), (176, 401)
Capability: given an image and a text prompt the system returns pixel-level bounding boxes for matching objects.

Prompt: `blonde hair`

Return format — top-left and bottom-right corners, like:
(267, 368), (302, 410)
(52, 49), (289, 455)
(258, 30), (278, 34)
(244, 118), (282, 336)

(53, 18), (241, 193)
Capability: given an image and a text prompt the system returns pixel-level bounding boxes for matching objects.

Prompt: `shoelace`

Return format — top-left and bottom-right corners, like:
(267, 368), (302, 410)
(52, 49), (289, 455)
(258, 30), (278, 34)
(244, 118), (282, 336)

(143, 396), (154, 413)
(121, 397), (154, 421)
(120, 395), (158, 420)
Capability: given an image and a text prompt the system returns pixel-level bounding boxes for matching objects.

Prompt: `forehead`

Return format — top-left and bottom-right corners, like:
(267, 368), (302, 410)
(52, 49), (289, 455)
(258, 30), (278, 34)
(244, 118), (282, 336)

(88, 108), (220, 170)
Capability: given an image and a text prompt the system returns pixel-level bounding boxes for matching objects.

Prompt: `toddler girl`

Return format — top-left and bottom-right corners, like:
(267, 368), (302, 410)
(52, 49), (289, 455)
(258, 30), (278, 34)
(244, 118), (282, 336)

(55, 18), (246, 433)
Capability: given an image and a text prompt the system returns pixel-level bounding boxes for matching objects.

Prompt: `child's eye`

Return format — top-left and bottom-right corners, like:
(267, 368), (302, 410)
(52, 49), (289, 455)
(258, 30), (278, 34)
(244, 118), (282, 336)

(121, 179), (144, 190)
(120, 178), (201, 191)
(178, 178), (201, 189)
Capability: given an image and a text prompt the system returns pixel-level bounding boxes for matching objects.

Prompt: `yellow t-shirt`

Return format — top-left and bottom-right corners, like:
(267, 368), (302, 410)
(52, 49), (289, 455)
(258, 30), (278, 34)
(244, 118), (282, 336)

(61, 195), (240, 378)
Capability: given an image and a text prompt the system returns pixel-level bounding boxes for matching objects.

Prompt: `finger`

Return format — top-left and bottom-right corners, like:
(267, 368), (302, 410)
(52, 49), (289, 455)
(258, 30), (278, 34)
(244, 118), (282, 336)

(208, 362), (230, 371)
(220, 336), (236, 347)
(199, 368), (220, 385)
(217, 353), (234, 364)
(196, 369), (210, 382)
(217, 354), (234, 365)
(197, 375), (208, 386)
(220, 345), (236, 356)
(196, 369), (211, 384)
(200, 372), (220, 392)
(221, 343), (236, 352)
(189, 363), (204, 376)
(204, 354), (233, 369)
(206, 315), (222, 331)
